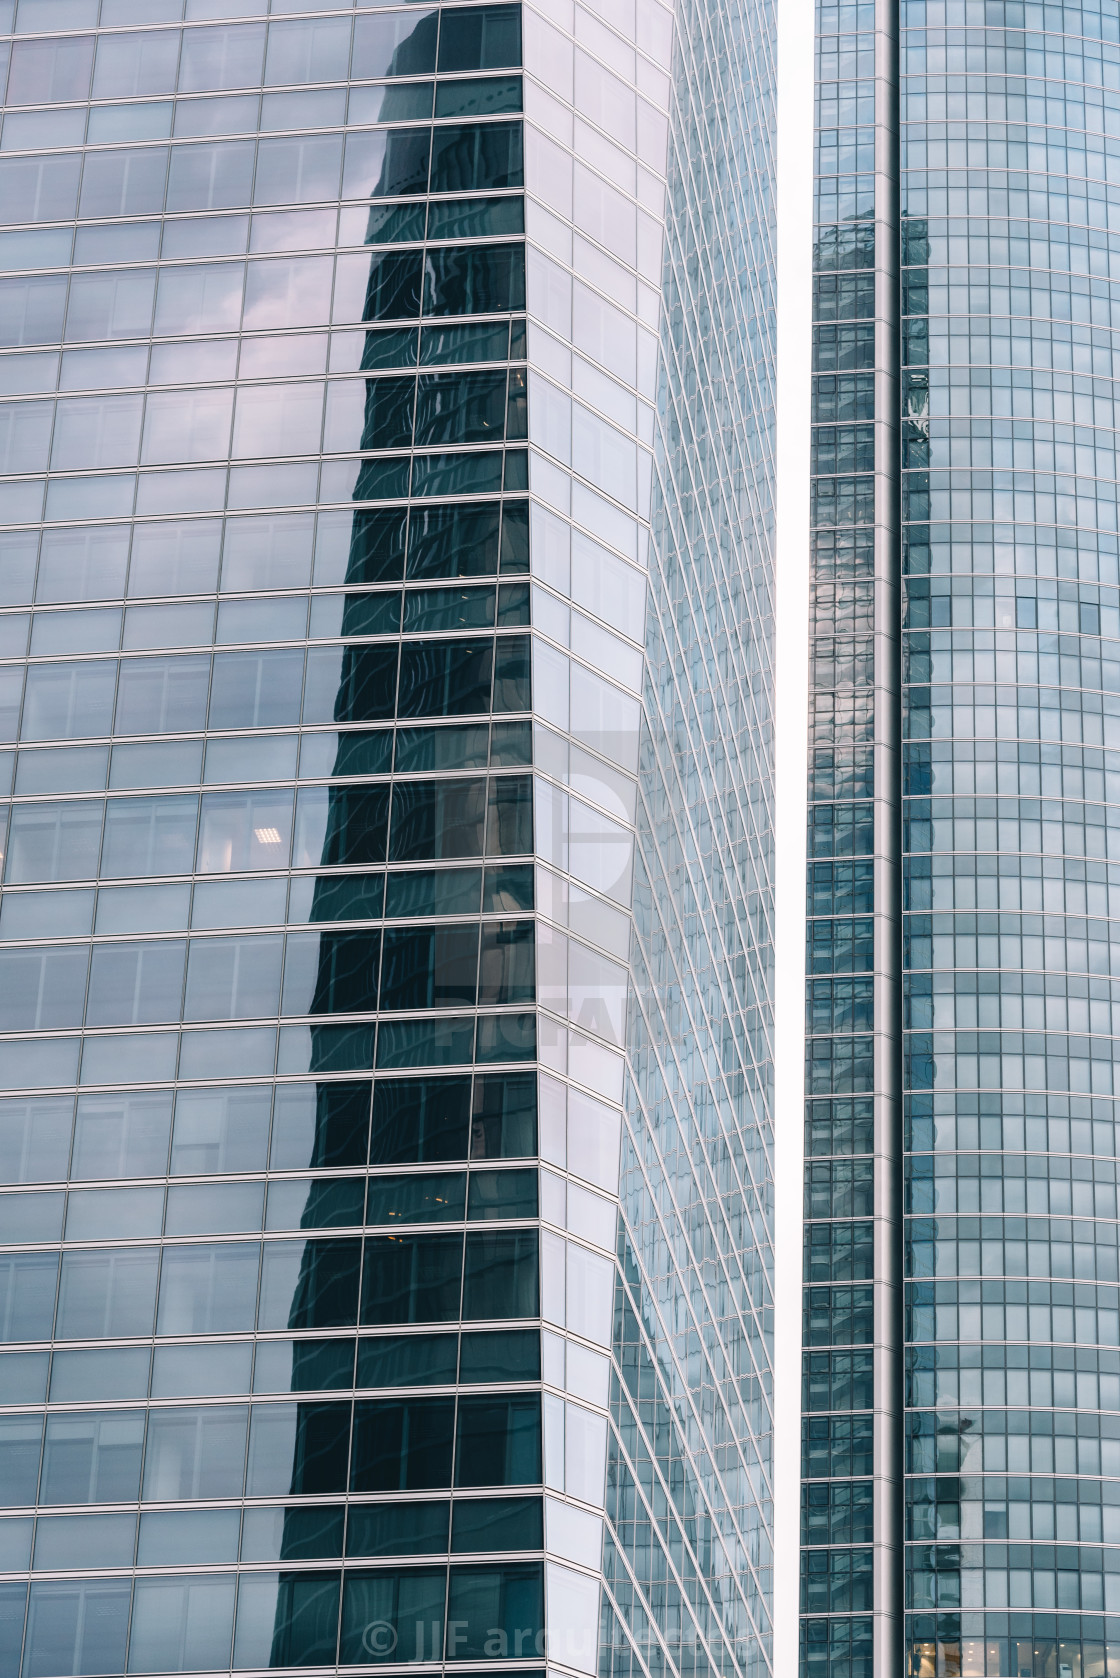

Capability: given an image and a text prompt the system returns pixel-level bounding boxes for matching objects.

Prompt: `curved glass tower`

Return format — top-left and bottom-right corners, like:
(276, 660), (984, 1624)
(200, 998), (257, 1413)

(0, 2), (776, 1678)
(804, 0), (1120, 1675)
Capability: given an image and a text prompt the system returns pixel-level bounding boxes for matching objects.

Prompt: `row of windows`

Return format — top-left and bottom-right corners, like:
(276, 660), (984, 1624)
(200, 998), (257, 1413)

(1, 498), (530, 603)
(0, 1074), (538, 1183)
(0, 634), (533, 752)
(0, 1492), (546, 1578)
(907, 1230), (1120, 1285)
(0, 367), (528, 477)
(0, 583), (533, 681)
(0, 1004), (538, 1086)
(0, 73), (521, 166)
(1, 579), (532, 667)
(0, 917), (538, 1031)
(907, 1353), (1120, 1417)
(0, 1561), (545, 1677)
(3, 242), (527, 348)
(905, 640), (1120, 684)
(902, 176), (1120, 231)
(0, 1391), (544, 1505)
(2, 772), (533, 887)
(904, 807), (1120, 861)
(0, 1227), (543, 1344)
(0, 121), (522, 236)
(0, 324), (525, 424)
(1, 1166), (540, 1249)
(909, 1162), (1120, 1218)
(2, 701), (533, 781)
(908, 1404), (1120, 1461)
(904, 1629), (1117, 1678)
(1, 7), (519, 105)
(908, 1551), (1120, 1617)
(1, 859), (534, 945)
(905, 1089), (1120, 1153)
(0, 1323), (543, 1407)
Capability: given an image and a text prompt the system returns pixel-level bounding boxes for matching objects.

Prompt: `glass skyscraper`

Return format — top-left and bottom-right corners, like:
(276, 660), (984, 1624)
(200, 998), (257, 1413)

(0, 4), (776, 1678)
(803, 1), (1120, 1676)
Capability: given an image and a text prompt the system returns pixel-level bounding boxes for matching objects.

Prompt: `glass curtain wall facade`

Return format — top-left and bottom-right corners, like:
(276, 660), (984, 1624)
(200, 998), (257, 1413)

(0, 2), (776, 1678)
(902, 2), (1120, 1675)
(804, 2), (1120, 1677)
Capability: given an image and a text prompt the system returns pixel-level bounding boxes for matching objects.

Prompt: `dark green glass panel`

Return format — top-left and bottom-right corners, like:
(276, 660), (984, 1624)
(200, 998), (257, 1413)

(476, 1006), (537, 1060)
(483, 776), (531, 856)
(340, 592), (403, 638)
(498, 499), (528, 572)
(403, 585), (496, 633)
(369, 1075), (472, 1164)
(366, 1171), (467, 1225)
(454, 1395), (542, 1487)
(451, 1496), (542, 1553)
(270, 1081), (372, 1171)
(331, 732), (394, 777)
(414, 371), (507, 447)
(334, 645), (399, 723)
(478, 920), (534, 1005)
(365, 200), (428, 245)
(394, 724), (490, 772)
(288, 1239), (362, 1329)
(470, 1073), (535, 1157)
(379, 923), (480, 1010)
(467, 1168), (536, 1221)
(501, 448), (528, 491)
(423, 245), (525, 315)
(339, 1567), (446, 1665)
(361, 377), (415, 451)
(376, 1016), (476, 1068)
(407, 501), (501, 579)
(458, 1329), (539, 1384)
(430, 122), (522, 194)
(296, 1178), (367, 1230)
(462, 1230), (538, 1319)
(384, 866), (481, 919)
(286, 1340), (356, 1393)
(482, 864), (532, 911)
(346, 1501), (450, 1558)
(491, 634), (529, 711)
(444, 1561), (543, 1659)
(434, 76), (522, 118)
(437, 6), (522, 72)
(310, 930), (382, 1014)
(360, 1232), (463, 1324)
(287, 1403), (352, 1495)
(346, 509), (408, 586)
(389, 779), (487, 863)
(356, 1332), (459, 1389)
(427, 196), (523, 240)
(396, 637), (493, 717)
(310, 874), (386, 923)
(419, 320), (512, 366)
(351, 1397), (455, 1490)
(495, 583), (528, 627)
(412, 451), (503, 498)
(267, 1571), (342, 1667)
(364, 252), (424, 321)
(352, 456), (411, 502)
(277, 1506), (346, 1560)
(487, 722), (530, 767)
(361, 327), (419, 371)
